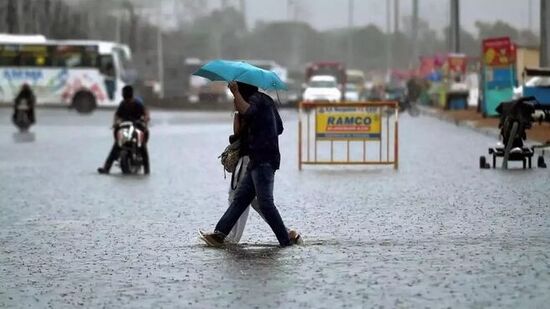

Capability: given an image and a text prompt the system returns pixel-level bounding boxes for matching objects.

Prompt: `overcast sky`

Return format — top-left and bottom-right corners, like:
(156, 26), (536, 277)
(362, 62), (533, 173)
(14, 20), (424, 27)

(202, 0), (540, 35)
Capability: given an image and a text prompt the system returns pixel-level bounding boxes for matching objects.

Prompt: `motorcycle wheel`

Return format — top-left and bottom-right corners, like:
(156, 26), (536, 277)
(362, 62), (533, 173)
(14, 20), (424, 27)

(15, 113), (31, 132)
(502, 121), (519, 169)
(479, 156), (487, 169)
(538, 155), (547, 168)
(120, 150), (133, 174)
(407, 101), (421, 117)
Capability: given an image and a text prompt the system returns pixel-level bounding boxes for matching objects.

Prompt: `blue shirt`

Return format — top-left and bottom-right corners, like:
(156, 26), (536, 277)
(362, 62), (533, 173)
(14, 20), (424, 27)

(242, 92), (284, 170)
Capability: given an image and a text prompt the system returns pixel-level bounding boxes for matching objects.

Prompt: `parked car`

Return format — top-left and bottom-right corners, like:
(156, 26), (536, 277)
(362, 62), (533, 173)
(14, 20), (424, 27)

(514, 76), (550, 99)
(303, 75), (341, 102)
(344, 83), (360, 101)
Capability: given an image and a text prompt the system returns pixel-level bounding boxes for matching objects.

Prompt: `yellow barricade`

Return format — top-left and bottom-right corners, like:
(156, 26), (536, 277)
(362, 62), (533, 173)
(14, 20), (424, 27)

(298, 101), (399, 170)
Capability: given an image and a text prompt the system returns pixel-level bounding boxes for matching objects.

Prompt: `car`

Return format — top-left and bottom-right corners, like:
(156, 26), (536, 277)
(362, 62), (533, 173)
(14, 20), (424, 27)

(513, 74), (550, 119)
(303, 75), (341, 102)
(514, 76), (550, 99)
(344, 83), (360, 101)
(283, 79), (303, 106)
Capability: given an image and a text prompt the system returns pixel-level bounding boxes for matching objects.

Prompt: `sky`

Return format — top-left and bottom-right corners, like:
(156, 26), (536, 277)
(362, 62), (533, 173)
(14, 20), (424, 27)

(202, 0), (540, 35)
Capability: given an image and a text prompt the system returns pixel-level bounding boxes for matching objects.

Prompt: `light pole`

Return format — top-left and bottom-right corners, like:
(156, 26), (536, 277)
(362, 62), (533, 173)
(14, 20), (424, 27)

(528, 0), (533, 32)
(449, 0), (460, 53)
(347, 0), (354, 66)
(386, 0), (392, 75)
(394, 0), (399, 34)
(287, 0), (298, 21)
(411, 0), (419, 67)
(157, 0), (164, 99)
(240, 0), (246, 26)
(541, 0), (550, 66)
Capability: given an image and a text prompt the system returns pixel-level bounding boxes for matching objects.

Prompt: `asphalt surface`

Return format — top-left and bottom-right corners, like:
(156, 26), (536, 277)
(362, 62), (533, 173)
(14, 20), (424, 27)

(1, 107), (549, 308)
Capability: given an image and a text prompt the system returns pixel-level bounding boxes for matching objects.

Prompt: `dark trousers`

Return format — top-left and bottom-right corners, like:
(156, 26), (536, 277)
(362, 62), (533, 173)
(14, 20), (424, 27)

(103, 127), (150, 173)
(215, 163), (290, 247)
(12, 107), (35, 124)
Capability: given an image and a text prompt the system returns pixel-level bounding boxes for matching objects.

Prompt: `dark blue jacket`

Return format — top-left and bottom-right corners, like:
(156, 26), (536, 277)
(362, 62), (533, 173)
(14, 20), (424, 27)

(242, 92), (283, 170)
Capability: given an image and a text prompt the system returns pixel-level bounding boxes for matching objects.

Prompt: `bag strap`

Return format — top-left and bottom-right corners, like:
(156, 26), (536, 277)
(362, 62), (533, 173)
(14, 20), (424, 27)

(230, 157), (244, 190)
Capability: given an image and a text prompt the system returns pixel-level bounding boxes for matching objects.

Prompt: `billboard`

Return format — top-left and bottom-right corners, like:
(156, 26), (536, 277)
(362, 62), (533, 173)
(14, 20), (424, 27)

(482, 37), (516, 67)
(447, 53), (467, 74)
(315, 106), (381, 140)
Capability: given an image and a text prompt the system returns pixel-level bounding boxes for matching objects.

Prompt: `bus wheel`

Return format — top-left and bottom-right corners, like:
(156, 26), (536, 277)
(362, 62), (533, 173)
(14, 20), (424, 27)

(72, 91), (96, 114)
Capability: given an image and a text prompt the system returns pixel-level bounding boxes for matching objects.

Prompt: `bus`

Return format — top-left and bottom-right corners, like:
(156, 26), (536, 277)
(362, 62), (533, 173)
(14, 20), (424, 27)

(0, 34), (134, 113)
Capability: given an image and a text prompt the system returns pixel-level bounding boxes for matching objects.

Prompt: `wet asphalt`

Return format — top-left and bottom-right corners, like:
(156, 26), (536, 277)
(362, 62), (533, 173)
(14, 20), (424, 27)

(0, 107), (549, 308)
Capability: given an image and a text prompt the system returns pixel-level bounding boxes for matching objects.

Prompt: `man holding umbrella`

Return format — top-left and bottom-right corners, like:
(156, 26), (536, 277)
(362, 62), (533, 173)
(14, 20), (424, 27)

(197, 61), (300, 247)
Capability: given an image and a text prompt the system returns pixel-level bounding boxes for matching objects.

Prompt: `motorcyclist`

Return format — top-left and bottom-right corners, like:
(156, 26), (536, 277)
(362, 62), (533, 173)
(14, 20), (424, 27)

(406, 77), (421, 104)
(496, 97), (535, 149)
(97, 85), (150, 175)
(13, 84), (36, 124)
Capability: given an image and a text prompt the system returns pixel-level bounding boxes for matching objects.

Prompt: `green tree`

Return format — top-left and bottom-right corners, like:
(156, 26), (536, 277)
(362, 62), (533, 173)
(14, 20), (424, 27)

(475, 20), (520, 41)
(244, 22), (321, 67)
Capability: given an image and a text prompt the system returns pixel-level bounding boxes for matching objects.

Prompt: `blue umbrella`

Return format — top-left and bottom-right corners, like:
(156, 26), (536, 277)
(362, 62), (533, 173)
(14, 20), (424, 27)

(192, 59), (288, 90)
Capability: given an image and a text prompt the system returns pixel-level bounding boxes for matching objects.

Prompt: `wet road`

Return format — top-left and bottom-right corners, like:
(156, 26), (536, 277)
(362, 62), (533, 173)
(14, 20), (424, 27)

(1, 108), (549, 308)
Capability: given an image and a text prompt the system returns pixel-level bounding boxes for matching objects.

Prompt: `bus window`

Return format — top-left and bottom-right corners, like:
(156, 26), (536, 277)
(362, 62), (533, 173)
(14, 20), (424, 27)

(81, 46), (99, 68)
(25, 45), (49, 66)
(0, 45), (19, 66)
(51, 45), (97, 68)
(53, 46), (82, 67)
(113, 47), (137, 83)
(1, 44), (51, 67)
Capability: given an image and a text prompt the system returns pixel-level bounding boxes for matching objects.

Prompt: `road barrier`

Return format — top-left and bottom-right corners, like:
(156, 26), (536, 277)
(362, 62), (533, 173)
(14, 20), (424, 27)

(298, 101), (399, 170)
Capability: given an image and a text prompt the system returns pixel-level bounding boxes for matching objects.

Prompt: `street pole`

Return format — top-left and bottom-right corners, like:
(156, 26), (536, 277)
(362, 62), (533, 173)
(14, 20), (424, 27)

(347, 0), (354, 67)
(286, 0), (292, 21)
(240, 0), (246, 26)
(394, 0), (399, 34)
(157, 0), (165, 99)
(386, 0), (392, 77)
(411, 0), (418, 68)
(115, 12), (121, 43)
(449, 0), (460, 53)
(528, 0), (533, 32)
(541, 0), (550, 66)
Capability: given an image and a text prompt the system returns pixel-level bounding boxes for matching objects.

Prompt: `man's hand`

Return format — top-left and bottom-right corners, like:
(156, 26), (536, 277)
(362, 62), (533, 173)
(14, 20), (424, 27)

(229, 81), (251, 114)
(228, 81), (239, 96)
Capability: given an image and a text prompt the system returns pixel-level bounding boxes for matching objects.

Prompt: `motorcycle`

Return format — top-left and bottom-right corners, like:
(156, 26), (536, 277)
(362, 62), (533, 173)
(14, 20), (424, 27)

(115, 121), (146, 174)
(479, 96), (549, 169)
(386, 87), (420, 117)
(13, 99), (32, 132)
(399, 99), (420, 117)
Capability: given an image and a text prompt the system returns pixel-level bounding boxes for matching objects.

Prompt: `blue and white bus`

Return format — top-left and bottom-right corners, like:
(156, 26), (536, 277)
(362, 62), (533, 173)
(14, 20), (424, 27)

(0, 34), (134, 113)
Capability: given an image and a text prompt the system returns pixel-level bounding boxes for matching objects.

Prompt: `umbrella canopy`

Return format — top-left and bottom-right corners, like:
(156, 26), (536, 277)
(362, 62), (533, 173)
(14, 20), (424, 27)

(192, 59), (288, 90)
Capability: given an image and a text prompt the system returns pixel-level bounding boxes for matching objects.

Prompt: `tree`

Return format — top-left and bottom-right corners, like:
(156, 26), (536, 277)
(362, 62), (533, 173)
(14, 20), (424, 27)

(475, 20), (519, 41)
(517, 30), (539, 47)
(6, 0), (18, 34)
(244, 22), (321, 68)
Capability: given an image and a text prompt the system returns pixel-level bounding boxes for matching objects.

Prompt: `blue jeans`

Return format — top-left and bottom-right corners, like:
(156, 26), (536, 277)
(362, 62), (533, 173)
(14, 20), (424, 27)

(215, 163), (291, 247)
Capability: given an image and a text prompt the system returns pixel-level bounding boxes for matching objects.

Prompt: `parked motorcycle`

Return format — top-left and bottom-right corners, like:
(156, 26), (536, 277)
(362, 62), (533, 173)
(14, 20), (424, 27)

(479, 96), (549, 169)
(116, 121), (146, 174)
